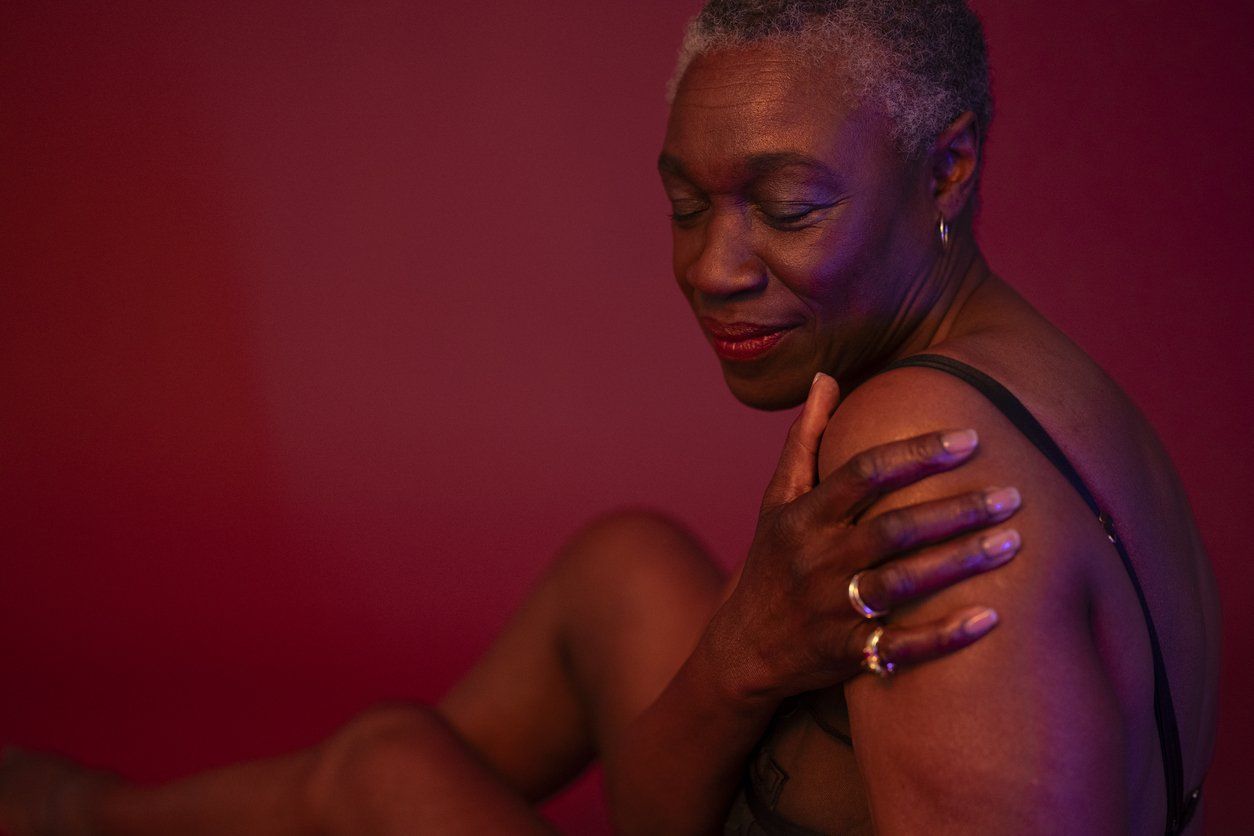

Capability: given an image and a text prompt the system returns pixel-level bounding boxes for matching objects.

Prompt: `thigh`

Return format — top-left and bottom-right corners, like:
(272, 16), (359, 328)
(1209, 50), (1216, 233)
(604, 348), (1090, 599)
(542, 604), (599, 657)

(438, 509), (726, 800)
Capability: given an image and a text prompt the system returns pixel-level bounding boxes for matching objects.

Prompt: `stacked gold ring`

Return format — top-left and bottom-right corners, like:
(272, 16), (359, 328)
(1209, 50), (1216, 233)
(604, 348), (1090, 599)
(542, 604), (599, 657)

(861, 625), (895, 678)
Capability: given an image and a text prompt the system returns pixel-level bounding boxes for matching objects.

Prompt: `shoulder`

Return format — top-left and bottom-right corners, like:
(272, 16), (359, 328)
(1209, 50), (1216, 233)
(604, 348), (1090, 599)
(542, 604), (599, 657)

(821, 355), (1105, 604)
(821, 356), (1045, 483)
(821, 355), (1128, 828)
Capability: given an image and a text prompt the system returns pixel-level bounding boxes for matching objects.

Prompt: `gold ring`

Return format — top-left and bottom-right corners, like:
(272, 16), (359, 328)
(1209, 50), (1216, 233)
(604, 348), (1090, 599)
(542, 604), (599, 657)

(848, 571), (889, 619)
(861, 625), (895, 678)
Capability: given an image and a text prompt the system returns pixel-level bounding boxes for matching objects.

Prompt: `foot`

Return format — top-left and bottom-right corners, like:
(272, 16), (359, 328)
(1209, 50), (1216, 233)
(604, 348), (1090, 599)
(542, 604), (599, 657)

(0, 747), (122, 836)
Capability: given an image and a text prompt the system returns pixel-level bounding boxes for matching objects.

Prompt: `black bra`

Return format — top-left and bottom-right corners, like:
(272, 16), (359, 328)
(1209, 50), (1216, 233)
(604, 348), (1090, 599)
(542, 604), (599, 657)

(885, 354), (1201, 835)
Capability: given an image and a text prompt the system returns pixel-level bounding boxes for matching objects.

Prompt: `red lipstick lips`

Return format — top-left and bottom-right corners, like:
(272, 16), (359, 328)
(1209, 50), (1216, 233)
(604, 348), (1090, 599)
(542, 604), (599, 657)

(700, 317), (797, 362)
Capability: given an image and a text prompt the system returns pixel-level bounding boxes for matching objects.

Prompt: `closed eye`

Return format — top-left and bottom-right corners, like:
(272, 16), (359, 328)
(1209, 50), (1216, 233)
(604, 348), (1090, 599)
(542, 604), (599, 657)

(758, 200), (841, 230)
(668, 200), (708, 226)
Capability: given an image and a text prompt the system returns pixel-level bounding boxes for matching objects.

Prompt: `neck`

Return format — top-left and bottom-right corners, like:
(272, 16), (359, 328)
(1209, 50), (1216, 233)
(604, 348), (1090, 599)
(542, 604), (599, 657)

(908, 235), (991, 353)
(840, 233), (990, 392)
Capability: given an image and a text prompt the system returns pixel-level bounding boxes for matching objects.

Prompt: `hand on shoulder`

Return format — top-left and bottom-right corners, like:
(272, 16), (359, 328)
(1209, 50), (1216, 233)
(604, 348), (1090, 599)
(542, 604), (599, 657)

(820, 356), (1127, 833)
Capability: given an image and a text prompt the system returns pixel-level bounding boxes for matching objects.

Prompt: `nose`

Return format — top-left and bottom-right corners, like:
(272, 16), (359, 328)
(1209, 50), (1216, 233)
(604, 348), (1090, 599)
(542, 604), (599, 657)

(682, 207), (767, 299)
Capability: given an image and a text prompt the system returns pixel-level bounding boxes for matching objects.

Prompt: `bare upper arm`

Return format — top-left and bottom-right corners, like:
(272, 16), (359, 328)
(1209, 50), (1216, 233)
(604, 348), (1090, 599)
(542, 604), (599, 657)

(819, 367), (1127, 833)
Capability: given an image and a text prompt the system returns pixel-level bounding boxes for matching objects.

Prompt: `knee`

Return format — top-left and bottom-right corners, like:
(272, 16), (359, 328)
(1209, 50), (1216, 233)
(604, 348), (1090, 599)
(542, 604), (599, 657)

(304, 703), (448, 826)
(551, 507), (723, 611)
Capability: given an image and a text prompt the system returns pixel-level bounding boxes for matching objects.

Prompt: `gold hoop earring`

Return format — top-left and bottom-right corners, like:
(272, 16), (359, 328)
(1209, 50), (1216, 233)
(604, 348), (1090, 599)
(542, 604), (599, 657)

(937, 215), (950, 250)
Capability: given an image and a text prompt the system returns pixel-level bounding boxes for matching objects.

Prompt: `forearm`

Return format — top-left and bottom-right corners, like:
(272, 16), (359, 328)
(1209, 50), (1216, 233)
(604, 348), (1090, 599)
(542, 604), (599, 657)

(605, 629), (777, 835)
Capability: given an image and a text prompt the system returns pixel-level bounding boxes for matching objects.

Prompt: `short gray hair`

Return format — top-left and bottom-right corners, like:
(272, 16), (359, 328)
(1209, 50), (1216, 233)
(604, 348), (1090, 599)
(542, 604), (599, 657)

(669, 0), (992, 158)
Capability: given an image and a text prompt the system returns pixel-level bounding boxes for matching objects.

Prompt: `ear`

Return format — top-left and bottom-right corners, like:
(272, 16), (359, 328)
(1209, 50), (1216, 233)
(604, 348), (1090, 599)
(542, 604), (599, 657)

(929, 111), (980, 220)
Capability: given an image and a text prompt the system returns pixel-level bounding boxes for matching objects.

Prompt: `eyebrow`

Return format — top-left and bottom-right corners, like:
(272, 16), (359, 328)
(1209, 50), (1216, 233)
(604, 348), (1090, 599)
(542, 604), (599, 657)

(745, 152), (836, 178)
(657, 151), (839, 183)
(656, 152), (690, 178)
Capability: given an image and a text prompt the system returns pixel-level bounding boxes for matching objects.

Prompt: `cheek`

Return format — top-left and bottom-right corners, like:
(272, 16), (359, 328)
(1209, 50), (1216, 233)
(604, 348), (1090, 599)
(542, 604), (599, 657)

(762, 225), (871, 313)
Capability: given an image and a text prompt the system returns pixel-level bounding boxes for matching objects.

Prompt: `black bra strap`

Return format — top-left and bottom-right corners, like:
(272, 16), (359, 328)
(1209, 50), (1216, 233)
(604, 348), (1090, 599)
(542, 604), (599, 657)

(883, 353), (1191, 835)
(885, 354), (1100, 516)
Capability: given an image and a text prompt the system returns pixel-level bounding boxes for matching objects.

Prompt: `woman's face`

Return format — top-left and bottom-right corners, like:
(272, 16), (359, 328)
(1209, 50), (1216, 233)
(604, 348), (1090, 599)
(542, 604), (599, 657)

(660, 44), (938, 410)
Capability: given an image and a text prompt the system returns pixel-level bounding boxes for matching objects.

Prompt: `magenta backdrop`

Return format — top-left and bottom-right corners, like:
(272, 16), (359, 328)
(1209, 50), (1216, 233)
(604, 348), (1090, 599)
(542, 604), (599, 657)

(3, 1), (1251, 831)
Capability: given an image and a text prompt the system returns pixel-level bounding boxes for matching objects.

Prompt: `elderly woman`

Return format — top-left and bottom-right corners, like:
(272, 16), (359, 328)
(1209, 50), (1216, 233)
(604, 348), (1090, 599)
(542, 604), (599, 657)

(0, 0), (1219, 834)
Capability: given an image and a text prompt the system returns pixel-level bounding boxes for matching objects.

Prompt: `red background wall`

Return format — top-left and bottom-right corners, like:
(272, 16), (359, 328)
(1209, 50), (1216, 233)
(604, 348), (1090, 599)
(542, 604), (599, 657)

(2, 1), (1250, 830)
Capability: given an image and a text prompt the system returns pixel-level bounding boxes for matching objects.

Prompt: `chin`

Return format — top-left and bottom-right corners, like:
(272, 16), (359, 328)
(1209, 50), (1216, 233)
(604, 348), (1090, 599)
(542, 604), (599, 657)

(721, 366), (809, 411)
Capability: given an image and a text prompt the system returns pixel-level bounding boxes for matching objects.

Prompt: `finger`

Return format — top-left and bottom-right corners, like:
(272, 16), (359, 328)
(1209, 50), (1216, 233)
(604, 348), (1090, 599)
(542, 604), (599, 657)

(851, 527), (1021, 614)
(860, 486), (1022, 557)
(761, 373), (841, 509)
(871, 606), (1000, 669)
(803, 428), (982, 523)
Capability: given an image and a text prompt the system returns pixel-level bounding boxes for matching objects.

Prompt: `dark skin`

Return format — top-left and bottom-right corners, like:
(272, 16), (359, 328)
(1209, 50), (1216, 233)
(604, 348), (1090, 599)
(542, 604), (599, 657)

(0, 40), (1217, 836)
(0, 63), (1019, 827)
(0, 396), (1017, 835)
(657, 43), (1219, 833)
(605, 379), (1020, 834)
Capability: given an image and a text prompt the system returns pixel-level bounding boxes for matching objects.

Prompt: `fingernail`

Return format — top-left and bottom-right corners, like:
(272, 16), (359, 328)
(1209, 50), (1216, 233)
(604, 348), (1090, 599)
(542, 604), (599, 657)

(963, 608), (999, 637)
(983, 486), (1021, 516)
(940, 429), (978, 457)
(812, 372), (823, 387)
(980, 528), (1021, 565)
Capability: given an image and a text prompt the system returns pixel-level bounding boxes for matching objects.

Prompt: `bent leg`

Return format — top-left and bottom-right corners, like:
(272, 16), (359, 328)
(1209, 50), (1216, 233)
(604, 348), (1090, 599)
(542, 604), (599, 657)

(0, 509), (724, 834)
(439, 508), (726, 796)
(1, 707), (551, 836)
